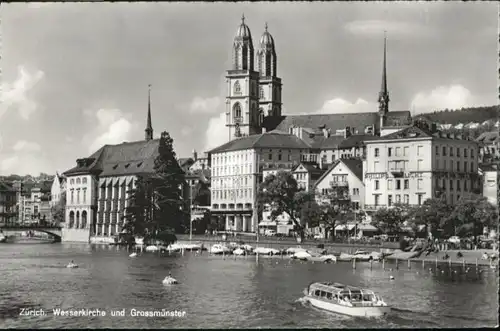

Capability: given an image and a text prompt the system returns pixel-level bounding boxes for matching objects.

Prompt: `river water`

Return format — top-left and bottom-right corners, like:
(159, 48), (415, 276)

(0, 243), (498, 328)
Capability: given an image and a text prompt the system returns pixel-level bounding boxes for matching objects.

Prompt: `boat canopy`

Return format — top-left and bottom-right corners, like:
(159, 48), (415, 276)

(309, 282), (376, 297)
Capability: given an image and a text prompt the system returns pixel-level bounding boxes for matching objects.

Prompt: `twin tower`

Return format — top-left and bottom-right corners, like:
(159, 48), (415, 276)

(225, 15), (282, 140)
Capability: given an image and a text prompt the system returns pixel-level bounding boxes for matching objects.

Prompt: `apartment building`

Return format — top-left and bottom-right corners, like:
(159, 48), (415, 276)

(364, 125), (480, 210)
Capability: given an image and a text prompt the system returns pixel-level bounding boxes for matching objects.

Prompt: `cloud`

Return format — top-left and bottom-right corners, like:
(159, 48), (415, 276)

(181, 127), (193, 136)
(344, 20), (431, 38)
(410, 85), (474, 114)
(0, 140), (51, 176)
(189, 96), (222, 114)
(83, 108), (135, 153)
(204, 113), (228, 152)
(314, 98), (378, 114)
(0, 66), (44, 121)
(12, 140), (42, 153)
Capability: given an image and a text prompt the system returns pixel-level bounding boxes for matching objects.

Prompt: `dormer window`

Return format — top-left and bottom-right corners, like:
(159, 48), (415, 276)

(137, 162), (143, 167)
(125, 163), (131, 168)
(112, 164), (118, 170)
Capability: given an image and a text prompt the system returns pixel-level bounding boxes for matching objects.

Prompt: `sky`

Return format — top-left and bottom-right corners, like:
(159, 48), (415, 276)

(0, 2), (498, 176)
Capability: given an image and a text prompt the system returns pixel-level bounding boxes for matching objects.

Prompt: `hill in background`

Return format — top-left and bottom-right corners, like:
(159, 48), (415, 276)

(415, 105), (499, 125)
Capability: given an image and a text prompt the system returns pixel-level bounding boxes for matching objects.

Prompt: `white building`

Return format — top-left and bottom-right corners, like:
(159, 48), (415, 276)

(50, 172), (66, 208)
(209, 131), (310, 233)
(314, 159), (365, 210)
(363, 125), (481, 210)
(480, 164), (498, 206)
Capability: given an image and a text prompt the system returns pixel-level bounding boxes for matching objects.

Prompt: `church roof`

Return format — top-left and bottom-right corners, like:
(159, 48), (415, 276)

(208, 131), (310, 153)
(269, 111), (411, 136)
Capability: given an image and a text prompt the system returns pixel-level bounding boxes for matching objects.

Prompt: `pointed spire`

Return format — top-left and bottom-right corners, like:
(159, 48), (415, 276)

(241, 13), (245, 24)
(378, 31), (389, 116)
(265, 22), (268, 32)
(145, 84), (153, 141)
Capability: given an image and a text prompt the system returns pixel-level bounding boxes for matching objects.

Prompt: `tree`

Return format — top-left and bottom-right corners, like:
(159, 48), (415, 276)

(150, 131), (186, 242)
(123, 175), (154, 241)
(192, 181), (211, 206)
(372, 203), (410, 237)
(447, 193), (498, 243)
(409, 196), (453, 239)
(51, 191), (66, 225)
(257, 171), (314, 242)
(315, 184), (352, 240)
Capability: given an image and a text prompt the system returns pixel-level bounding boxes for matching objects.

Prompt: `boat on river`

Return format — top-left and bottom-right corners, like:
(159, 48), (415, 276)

(209, 244), (232, 255)
(303, 282), (391, 317)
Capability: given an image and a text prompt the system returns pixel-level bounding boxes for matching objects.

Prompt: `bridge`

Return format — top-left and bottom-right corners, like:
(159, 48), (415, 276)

(0, 225), (62, 242)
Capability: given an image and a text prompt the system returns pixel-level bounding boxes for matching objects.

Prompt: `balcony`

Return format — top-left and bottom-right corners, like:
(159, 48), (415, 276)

(389, 167), (405, 177)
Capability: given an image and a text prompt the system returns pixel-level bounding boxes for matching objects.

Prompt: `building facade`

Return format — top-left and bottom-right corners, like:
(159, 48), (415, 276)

(480, 164), (498, 206)
(363, 125), (480, 210)
(209, 131), (310, 232)
(0, 181), (17, 226)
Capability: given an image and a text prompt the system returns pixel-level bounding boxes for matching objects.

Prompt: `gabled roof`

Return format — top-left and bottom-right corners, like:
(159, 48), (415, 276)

(476, 131), (499, 144)
(270, 111), (411, 136)
(364, 125), (434, 142)
(314, 158), (364, 188)
(208, 131), (311, 153)
(291, 162), (326, 180)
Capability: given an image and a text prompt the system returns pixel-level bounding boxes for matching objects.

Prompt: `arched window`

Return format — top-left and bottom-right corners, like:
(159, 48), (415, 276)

(81, 211), (87, 229)
(69, 211), (75, 228)
(234, 44), (241, 69)
(259, 109), (265, 125)
(76, 178), (81, 185)
(75, 211), (80, 229)
(82, 178), (87, 185)
(70, 179), (74, 185)
(233, 103), (242, 121)
(258, 54), (264, 76)
(259, 86), (264, 99)
(233, 81), (241, 94)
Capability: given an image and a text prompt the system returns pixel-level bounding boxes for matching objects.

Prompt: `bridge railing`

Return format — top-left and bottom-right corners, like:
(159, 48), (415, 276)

(0, 223), (62, 229)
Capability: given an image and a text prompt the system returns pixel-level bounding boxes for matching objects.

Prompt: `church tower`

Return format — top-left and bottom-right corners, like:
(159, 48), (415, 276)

(225, 15), (261, 140)
(145, 84), (153, 141)
(378, 33), (390, 130)
(257, 23), (282, 131)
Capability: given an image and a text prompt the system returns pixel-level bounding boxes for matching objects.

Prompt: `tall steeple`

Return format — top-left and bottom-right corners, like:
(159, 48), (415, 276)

(145, 84), (153, 141)
(378, 32), (390, 129)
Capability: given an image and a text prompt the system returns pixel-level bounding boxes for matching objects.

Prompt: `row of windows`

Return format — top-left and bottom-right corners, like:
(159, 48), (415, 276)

(374, 146), (476, 158)
(212, 176), (252, 189)
(69, 189), (87, 204)
(320, 187), (359, 196)
(213, 152), (253, 164)
(374, 178), (475, 192)
(212, 165), (254, 177)
(212, 189), (253, 200)
(69, 177), (88, 185)
(374, 193), (425, 206)
(435, 160), (476, 172)
(374, 179), (424, 191)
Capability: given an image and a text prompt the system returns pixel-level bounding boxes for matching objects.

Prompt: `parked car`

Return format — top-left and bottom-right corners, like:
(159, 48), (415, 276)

(447, 236), (461, 244)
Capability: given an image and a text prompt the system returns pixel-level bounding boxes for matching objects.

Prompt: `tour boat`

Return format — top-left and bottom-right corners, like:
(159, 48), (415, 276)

(254, 247), (281, 255)
(292, 251), (313, 260)
(303, 282), (391, 317)
(233, 248), (246, 256)
(209, 244), (232, 255)
(145, 245), (160, 252)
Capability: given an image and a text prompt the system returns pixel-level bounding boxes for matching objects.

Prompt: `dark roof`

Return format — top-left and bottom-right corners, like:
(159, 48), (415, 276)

(34, 180), (53, 193)
(185, 168), (211, 183)
(338, 134), (374, 149)
(0, 181), (15, 192)
(480, 164), (498, 172)
(365, 125), (434, 142)
(340, 159), (364, 181)
(271, 111), (411, 136)
(209, 131), (311, 153)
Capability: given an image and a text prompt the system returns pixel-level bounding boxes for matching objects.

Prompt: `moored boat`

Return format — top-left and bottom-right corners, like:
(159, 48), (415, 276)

(209, 244), (232, 255)
(303, 282), (391, 317)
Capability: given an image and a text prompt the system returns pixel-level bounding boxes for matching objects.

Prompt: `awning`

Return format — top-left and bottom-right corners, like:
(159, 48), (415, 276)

(259, 221), (277, 227)
(358, 224), (378, 231)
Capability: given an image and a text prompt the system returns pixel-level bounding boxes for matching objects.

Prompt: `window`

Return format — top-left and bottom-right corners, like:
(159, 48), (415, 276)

(456, 148), (460, 157)
(404, 179), (409, 189)
(417, 146), (423, 156)
(259, 86), (264, 99)
(404, 194), (409, 204)
(417, 179), (423, 190)
(374, 161), (380, 172)
(374, 195), (380, 206)
(464, 149), (468, 158)
(77, 190), (80, 204)
(388, 148), (392, 157)
(331, 155), (336, 162)
(388, 195), (393, 206)
(83, 189), (87, 203)
(395, 195), (401, 203)
(387, 180), (393, 190)
(268, 153), (272, 160)
(70, 179), (74, 185)
(417, 160), (423, 171)
(374, 148), (379, 157)
(471, 149), (474, 157)
(396, 180), (401, 190)
(417, 194), (423, 205)
(375, 180), (380, 190)
(233, 103), (242, 121)
(442, 146), (447, 156)
(457, 179), (461, 191)
(470, 162), (474, 172)
(396, 147), (401, 156)
(464, 180), (468, 191)
(82, 178), (87, 185)
(464, 162), (468, 172)
(404, 146), (409, 156)
(288, 155), (292, 161)
(449, 179), (453, 190)
(76, 178), (81, 185)
(71, 190), (74, 204)
(456, 161), (460, 172)
(234, 81), (241, 94)
(34, 205), (39, 214)
(435, 146), (439, 155)
(278, 154), (282, 161)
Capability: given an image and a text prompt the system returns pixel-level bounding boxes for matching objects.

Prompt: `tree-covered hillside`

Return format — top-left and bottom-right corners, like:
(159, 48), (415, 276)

(415, 105), (499, 125)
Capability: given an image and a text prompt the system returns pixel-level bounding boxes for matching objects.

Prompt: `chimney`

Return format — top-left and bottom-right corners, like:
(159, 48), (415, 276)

(192, 150), (198, 161)
(344, 127), (352, 139)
